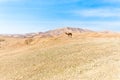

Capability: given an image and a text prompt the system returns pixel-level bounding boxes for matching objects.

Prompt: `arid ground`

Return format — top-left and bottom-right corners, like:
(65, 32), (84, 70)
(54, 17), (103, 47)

(0, 28), (120, 80)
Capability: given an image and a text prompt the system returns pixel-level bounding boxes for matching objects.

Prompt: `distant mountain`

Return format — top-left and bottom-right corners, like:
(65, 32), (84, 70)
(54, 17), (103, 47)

(0, 27), (94, 38)
(37, 27), (94, 38)
(44, 27), (93, 36)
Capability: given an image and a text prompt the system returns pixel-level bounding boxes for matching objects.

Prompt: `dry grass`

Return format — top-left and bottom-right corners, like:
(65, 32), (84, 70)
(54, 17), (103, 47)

(0, 33), (120, 80)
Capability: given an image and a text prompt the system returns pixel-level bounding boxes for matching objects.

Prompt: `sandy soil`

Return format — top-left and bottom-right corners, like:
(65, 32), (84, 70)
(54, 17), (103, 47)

(0, 33), (120, 80)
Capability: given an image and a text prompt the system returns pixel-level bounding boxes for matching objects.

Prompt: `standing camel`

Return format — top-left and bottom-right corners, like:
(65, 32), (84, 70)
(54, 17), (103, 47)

(65, 32), (72, 37)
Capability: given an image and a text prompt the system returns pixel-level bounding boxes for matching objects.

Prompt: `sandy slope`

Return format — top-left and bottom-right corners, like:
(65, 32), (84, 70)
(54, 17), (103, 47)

(0, 33), (120, 80)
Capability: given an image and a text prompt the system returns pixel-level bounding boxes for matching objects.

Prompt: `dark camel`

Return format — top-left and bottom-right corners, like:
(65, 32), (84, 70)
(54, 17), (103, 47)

(65, 32), (72, 37)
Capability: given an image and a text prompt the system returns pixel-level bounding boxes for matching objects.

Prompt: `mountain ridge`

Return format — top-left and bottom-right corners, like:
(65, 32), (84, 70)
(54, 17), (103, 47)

(0, 27), (94, 38)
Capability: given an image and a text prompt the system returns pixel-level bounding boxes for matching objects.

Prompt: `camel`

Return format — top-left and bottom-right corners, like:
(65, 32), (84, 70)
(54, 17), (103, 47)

(65, 32), (72, 37)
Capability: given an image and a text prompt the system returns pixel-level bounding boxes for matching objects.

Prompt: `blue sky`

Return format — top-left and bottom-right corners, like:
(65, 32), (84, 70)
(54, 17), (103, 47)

(0, 0), (120, 34)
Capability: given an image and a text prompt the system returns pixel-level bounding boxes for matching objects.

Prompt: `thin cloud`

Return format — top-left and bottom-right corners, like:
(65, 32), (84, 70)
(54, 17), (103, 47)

(0, 0), (79, 5)
(0, 0), (80, 5)
(0, 0), (20, 2)
(73, 8), (120, 18)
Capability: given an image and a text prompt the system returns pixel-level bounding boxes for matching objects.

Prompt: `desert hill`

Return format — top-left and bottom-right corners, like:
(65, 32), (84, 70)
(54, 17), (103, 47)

(0, 27), (94, 49)
(0, 27), (93, 38)
(43, 27), (93, 36)
(0, 27), (120, 50)
(0, 27), (120, 80)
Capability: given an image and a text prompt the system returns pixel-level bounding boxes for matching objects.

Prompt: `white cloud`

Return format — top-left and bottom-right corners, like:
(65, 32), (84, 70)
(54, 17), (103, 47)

(0, 0), (20, 2)
(73, 8), (120, 18)
(0, 0), (19, 2)
(0, 0), (80, 5)
(1, 19), (120, 34)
